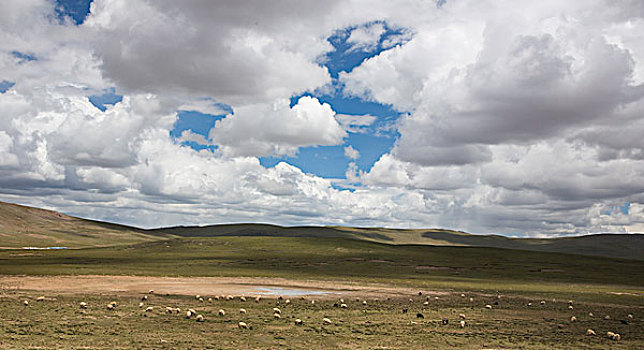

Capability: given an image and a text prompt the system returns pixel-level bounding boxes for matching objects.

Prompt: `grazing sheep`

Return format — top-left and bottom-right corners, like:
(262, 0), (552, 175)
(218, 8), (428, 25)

(239, 308), (247, 314)
(145, 306), (154, 312)
(570, 316), (577, 322)
(423, 301), (429, 306)
(23, 300), (29, 306)
(586, 329), (596, 336)
(273, 313), (281, 319)
(214, 296), (220, 301)
(195, 314), (204, 322)
(469, 297), (474, 302)
(166, 307), (174, 314)
(226, 295), (234, 301)
(527, 302), (533, 307)
(416, 313), (424, 319)
(148, 289), (154, 294)
(426, 296), (430, 301)
(79, 302), (87, 309)
(195, 295), (201, 300)
(441, 318), (449, 325)
(322, 318), (332, 325)
(568, 300), (573, 305)
(614, 334), (621, 341)
(604, 315), (611, 320)
(285, 299), (290, 304)
(295, 319), (303, 325)
(434, 297), (439, 301)
(238, 321), (248, 329)
(485, 305), (492, 309)
(362, 300), (367, 306)
(409, 298), (414, 303)
(356, 297), (360, 302)
(109, 301), (117, 307)
(460, 293), (466, 298)
(188, 308), (196, 314)
(607, 332), (621, 341)
(240, 296), (247, 302)
(278, 296), (283, 301)
(273, 308), (281, 314)
(218, 309), (226, 316)
(311, 300), (315, 305)
(588, 312), (594, 317)
(255, 296), (261, 303)
(138, 302), (144, 308)
(628, 314), (633, 319)
(540, 300), (546, 305)
(107, 304), (114, 311)
(186, 311), (193, 319)
(207, 297), (212, 303)
(198, 297), (204, 303)
(340, 303), (348, 309)
(36, 296), (45, 302)
(460, 320), (466, 328)
(339, 298), (344, 303)
(141, 295), (148, 301)
(568, 305), (574, 310)
(175, 308), (181, 314)
(459, 314), (466, 320)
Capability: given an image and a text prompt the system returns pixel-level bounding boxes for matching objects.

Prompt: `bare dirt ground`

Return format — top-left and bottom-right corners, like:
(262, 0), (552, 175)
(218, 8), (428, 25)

(0, 275), (445, 299)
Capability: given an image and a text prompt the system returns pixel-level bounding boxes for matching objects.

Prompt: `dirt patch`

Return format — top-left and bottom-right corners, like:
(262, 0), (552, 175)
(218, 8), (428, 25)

(0, 275), (449, 299)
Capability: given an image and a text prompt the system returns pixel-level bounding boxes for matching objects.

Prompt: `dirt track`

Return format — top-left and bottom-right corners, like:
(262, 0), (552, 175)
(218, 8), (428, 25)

(0, 275), (443, 299)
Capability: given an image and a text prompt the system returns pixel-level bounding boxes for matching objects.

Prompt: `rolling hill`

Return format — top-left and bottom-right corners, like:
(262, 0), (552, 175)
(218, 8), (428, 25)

(1, 200), (642, 260)
(0, 201), (173, 248)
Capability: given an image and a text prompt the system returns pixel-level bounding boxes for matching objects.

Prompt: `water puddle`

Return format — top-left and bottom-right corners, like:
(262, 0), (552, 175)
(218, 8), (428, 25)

(253, 286), (335, 296)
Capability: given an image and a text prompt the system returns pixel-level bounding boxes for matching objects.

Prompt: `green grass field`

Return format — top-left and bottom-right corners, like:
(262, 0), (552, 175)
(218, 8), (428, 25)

(1, 236), (643, 349)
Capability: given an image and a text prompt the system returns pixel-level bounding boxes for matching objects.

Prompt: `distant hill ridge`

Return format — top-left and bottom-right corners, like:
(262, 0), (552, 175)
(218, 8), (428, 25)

(1, 200), (642, 260)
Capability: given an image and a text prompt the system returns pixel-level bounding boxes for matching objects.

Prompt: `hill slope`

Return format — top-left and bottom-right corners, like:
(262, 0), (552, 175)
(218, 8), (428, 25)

(1, 200), (642, 260)
(0, 201), (173, 248)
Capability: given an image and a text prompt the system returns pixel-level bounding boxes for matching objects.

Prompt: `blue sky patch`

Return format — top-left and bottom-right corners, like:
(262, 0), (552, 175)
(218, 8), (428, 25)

(0, 80), (15, 93)
(11, 51), (37, 63)
(55, 0), (93, 25)
(88, 88), (123, 112)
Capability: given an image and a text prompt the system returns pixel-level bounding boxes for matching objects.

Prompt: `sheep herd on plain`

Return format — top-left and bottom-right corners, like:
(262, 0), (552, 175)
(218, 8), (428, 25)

(19, 290), (634, 342)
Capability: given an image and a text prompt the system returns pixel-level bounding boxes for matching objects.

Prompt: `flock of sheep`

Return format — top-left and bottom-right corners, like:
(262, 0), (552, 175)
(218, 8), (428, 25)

(21, 290), (633, 342)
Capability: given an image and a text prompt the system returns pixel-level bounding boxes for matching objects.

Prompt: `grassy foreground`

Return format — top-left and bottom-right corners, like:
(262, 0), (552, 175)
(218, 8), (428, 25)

(1, 236), (643, 349)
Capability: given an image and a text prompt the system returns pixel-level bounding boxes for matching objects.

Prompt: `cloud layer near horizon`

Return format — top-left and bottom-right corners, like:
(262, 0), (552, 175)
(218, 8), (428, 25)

(1, 0), (643, 236)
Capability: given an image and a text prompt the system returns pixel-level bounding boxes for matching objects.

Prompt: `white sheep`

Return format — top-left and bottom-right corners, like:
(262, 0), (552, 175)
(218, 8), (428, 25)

(586, 329), (596, 336)
(107, 304), (114, 310)
(568, 305), (573, 310)
(628, 313), (633, 319)
(408, 298), (414, 303)
(36, 296), (45, 302)
(607, 331), (621, 341)
(138, 302), (144, 308)
(527, 302), (533, 307)
(435, 296), (439, 301)
(23, 300), (29, 306)
(570, 316), (577, 322)
(459, 314), (466, 320)
(141, 295), (148, 301)
(568, 300), (573, 305)
(540, 300), (546, 305)
(423, 301), (429, 306)
(195, 314), (204, 322)
(166, 307), (174, 314)
(340, 303), (348, 309)
(145, 306), (154, 312)
(207, 297), (213, 303)
(273, 313), (281, 319)
(148, 289), (154, 294)
(226, 295), (234, 301)
(588, 312), (594, 317)
(285, 299), (290, 304)
(239, 308), (247, 314)
(240, 296), (247, 302)
(322, 318), (332, 325)
(295, 319), (303, 325)
(460, 320), (466, 328)
(460, 293), (466, 298)
(469, 297), (474, 302)
(218, 309), (226, 316)
(339, 298), (344, 303)
(485, 304), (492, 309)
(238, 321), (248, 329)
(198, 297), (204, 303)
(311, 300), (315, 305)
(273, 307), (281, 314)
(79, 302), (87, 309)
(214, 296), (220, 301)
(254, 296), (261, 303)
(604, 315), (611, 320)
(186, 310), (193, 319)
(362, 300), (367, 306)
(195, 295), (201, 300)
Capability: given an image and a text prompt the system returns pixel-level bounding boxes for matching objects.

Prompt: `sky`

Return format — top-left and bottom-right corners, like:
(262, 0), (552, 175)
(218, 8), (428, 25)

(1, 0), (643, 236)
